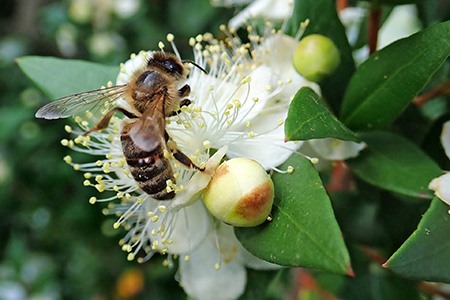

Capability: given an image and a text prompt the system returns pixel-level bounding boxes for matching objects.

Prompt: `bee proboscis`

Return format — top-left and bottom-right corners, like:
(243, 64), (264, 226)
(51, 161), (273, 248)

(36, 51), (205, 200)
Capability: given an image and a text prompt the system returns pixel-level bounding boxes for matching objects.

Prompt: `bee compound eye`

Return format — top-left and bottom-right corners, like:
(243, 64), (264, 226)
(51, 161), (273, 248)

(162, 60), (182, 75)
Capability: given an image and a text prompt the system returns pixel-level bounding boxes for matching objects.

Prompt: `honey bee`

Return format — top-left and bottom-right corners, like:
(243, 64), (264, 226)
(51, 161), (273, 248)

(36, 51), (206, 200)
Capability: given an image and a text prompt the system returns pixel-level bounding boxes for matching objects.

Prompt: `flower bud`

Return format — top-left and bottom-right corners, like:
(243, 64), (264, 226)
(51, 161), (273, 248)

(292, 34), (341, 82)
(203, 158), (274, 227)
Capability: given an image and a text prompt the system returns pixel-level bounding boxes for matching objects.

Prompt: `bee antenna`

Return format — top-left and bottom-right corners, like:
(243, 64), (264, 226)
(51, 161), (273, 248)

(183, 60), (208, 74)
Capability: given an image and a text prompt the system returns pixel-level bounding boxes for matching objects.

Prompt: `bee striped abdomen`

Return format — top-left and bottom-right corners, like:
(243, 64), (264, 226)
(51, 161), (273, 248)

(121, 133), (176, 200)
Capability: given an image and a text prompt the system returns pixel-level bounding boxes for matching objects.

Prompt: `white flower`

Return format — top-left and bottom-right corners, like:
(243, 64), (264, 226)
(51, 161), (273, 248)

(429, 121), (450, 205)
(307, 138), (366, 161)
(62, 26), (317, 299)
(338, 6), (366, 47)
(213, 0), (294, 30)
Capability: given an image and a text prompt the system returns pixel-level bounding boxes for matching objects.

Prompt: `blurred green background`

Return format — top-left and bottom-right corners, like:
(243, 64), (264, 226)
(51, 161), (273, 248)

(0, 0), (235, 298)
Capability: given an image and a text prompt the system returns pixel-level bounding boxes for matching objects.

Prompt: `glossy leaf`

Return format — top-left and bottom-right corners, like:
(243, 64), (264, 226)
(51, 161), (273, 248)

(235, 155), (351, 275)
(285, 87), (359, 142)
(341, 21), (450, 129)
(385, 198), (450, 283)
(288, 0), (355, 111)
(347, 131), (441, 198)
(17, 56), (118, 99)
(368, 0), (424, 4)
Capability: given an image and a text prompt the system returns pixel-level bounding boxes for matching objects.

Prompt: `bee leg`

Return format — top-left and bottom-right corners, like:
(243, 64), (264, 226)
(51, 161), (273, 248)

(178, 84), (191, 98)
(167, 99), (192, 117)
(83, 107), (136, 136)
(165, 131), (205, 171)
(172, 150), (205, 171)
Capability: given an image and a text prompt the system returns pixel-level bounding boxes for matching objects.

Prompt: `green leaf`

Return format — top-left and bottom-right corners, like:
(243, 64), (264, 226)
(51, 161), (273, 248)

(341, 21), (450, 130)
(385, 198), (450, 283)
(285, 87), (360, 142)
(288, 0), (355, 111)
(17, 56), (118, 99)
(371, 0), (424, 4)
(235, 155), (351, 275)
(347, 131), (442, 199)
(239, 270), (283, 300)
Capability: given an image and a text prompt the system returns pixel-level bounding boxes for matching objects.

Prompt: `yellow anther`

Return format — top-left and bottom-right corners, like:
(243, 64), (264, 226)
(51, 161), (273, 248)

(89, 197), (97, 204)
(166, 33), (175, 42)
(63, 155), (72, 164)
(203, 140), (211, 149)
(95, 183), (105, 192)
(64, 125), (72, 133)
(287, 166), (294, 173)
(102, 162), (111, 173)
(83, 180), (91, 186)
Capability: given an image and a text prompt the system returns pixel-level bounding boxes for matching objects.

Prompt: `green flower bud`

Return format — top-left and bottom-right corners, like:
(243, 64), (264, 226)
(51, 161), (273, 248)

(292, 34), (341, 82)
(203, 158), (274, 227)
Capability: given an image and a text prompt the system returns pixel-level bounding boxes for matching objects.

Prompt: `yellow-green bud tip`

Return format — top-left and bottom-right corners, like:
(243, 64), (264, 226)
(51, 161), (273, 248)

(292, 34), (340, 82)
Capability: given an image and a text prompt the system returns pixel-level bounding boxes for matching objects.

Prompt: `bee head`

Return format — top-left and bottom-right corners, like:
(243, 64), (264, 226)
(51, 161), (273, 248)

(149, 52), (185, 78)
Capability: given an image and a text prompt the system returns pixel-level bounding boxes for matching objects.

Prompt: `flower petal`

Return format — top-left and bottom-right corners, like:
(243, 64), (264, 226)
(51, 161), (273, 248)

(229, 0), (293, 29)
(146, 200), (210, 255)
(440, 121), (450, 160)
(170, 146), (228, 209)
(239, 245), (280, 270)
(253, 34), (321, 100)
(429, 173), (450, 206)
(179, 225), (247, 300)
(308, 138), (366, 161)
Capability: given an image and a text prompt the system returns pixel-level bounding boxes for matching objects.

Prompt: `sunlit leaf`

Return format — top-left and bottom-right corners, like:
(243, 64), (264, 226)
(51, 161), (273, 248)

(385, 198), (450, 283)
(347, 131), (441, 198)
(235, 155), (351, 275)
(17, 56), (118, 99)
(285, 87), (359, 142)
(341, 21), (450, 129)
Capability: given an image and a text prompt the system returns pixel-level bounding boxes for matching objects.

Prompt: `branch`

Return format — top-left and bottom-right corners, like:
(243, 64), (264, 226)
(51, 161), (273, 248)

(368, 3), (382, 54)
(413, 81), (450, 107)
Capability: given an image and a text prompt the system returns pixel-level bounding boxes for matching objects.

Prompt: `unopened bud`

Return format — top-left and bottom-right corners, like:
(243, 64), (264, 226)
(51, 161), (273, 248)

(203, 158), (274, 227)
(292, 34), (340, 82)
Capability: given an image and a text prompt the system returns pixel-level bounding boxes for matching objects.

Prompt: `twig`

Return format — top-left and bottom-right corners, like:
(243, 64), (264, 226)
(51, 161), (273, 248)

(336, 0), (348, 12)
(326, 161), (355, 193)
(413, 81), (450, 107)
(368, 3), (382, 54)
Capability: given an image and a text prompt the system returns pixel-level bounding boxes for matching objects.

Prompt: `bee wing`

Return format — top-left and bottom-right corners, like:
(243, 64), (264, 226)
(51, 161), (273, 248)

(35, 85), (128, 120)
(129, 100), (166, 152)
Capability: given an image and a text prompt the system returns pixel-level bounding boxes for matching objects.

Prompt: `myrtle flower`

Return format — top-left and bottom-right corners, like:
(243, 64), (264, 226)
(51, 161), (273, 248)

(61, 26), (317, 299)
(428, 121), (450, 205)
(211, 0), (294, 30)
